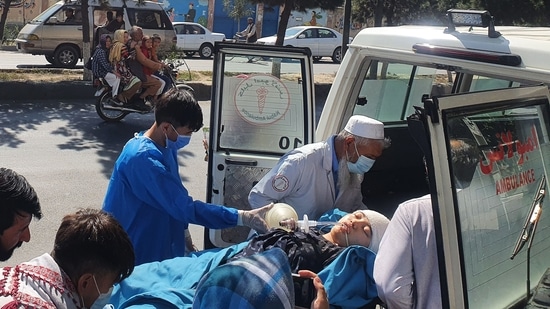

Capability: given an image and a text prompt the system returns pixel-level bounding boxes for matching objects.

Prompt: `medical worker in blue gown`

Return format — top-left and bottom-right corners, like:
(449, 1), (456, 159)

(102, 88), (273, 265)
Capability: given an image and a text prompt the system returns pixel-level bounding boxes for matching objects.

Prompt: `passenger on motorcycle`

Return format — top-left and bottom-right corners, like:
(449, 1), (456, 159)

(108, 29), (142, 104)
(140, 35), (165, 101)
(91, 34), (121, 101)
(151, 35), (173, 93)
(126, 26), (163, 105)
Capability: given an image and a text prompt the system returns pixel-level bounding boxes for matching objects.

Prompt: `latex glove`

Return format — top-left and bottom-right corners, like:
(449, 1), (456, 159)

(238, 203), (274, 234)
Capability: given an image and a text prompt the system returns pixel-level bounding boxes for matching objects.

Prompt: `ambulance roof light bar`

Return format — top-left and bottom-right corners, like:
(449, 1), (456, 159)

(445, 9), (501, 38)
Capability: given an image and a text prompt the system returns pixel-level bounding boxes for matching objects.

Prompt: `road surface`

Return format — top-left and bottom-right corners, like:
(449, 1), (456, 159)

(0, 98), (210, 267)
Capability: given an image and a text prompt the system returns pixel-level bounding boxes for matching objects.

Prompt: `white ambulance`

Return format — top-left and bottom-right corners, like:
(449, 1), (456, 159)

(207, 9), (550, 308)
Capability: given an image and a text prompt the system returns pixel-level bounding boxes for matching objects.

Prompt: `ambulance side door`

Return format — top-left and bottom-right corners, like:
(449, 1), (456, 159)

(204, 42), (316, 248)
(415, 86), (550, 308)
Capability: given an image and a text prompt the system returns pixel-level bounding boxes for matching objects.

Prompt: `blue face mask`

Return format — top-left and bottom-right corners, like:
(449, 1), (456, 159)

(347, 141), (376, 174)
(165, 124), (191, 150)
(89, 275), (113, 309)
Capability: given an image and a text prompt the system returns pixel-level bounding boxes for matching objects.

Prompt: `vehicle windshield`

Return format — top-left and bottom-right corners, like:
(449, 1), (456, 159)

(31, 3), (63, 23)
(285, 28), (303, 37)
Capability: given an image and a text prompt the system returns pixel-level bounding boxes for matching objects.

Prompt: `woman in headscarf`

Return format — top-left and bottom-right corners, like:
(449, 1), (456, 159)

(91, 34), (121, 102)
(109, 29), (142, 104)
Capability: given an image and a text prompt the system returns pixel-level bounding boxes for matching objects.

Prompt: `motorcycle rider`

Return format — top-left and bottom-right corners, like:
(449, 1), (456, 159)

(237, 17), (257, 43)
(126, 26), (163, 105)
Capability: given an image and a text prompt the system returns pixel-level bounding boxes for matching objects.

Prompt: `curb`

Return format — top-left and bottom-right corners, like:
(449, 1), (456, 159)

(0, 80), (331, 103)
(0, 46), (17, 51)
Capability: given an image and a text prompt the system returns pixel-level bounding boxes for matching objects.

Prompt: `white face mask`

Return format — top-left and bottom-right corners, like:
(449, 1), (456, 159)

(90, 275), (113, 309)
(346, 141), (376, 174)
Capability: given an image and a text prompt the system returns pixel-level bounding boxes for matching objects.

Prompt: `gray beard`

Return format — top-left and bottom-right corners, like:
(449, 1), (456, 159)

(337, 156), (363, 193)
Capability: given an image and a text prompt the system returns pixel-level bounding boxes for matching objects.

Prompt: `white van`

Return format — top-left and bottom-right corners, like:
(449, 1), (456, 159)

(205, 9), (550, 309)
(15, 0), (176, 68)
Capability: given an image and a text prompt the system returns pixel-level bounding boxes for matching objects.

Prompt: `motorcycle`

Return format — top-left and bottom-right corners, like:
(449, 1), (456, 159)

(94, 62), (194, 122)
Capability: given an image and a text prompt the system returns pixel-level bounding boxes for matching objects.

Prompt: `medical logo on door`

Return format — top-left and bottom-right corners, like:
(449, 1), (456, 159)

(234, 74), (290, 125)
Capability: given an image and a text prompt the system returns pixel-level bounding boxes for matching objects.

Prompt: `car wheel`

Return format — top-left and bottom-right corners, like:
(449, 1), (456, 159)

(199, 43), (214, 59)
(185, 52), (195, 58)
(45, 55), (55, 64)
(54, 45), (79, 68)
(313, 56), (322, 62)
(331, 47), (342, 64)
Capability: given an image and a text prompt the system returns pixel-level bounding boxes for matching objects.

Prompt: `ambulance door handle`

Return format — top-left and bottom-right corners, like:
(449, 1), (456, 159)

(224, 158), (258, 166)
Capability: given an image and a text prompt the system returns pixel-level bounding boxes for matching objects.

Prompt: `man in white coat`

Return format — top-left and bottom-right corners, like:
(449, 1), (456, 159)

(373, 138), (480, 308)
(248, 115), (390, 220)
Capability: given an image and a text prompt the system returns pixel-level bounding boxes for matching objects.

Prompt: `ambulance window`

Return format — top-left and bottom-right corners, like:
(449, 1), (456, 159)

(444, 100), (550, 308)
(469, 76), (517, 92)
(216, 54), (311, 154)
(353, 61), (453, 122)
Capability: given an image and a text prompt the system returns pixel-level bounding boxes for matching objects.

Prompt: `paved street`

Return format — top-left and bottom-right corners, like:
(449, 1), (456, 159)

(0, 98), (210, 267)
(0, 48), (341, 75)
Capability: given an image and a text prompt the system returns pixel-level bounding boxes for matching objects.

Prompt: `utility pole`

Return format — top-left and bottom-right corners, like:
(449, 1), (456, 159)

(342, 0), (351, 55)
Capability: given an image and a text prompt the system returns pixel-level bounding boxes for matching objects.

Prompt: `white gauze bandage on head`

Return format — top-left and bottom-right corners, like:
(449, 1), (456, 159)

(361, 210), (390, 253)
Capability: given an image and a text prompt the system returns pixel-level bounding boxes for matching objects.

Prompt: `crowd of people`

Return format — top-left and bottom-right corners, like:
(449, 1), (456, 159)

(91, 25), (171, 108)
(1, 78), (482, 307)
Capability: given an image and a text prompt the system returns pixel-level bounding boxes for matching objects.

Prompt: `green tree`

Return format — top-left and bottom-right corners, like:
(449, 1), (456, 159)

(0, 0), (15, 45)
(351, 0), (550, 27)
(248, 0), (344, 45)
(223, 0), (254, 34)
(352, 0), (445, 27)
(459, 0), (549, 25)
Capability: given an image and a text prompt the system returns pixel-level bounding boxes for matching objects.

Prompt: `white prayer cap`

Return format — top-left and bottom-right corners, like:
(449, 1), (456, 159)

(344, 115), (384, 140)
(360, 210), (390, 254)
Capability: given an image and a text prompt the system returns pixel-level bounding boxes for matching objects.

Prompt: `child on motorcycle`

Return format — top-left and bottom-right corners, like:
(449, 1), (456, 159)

(151, 35), (173, 93)
(140, 35), (165, 101)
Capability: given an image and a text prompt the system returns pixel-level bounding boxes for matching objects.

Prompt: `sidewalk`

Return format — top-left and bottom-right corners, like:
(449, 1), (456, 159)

(0, 80), (209, 101)
(0, 79), (331, 103)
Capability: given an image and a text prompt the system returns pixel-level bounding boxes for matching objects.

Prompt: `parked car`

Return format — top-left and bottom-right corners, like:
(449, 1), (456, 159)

(256, 26), (351, 63)
(173, 22), (225, 59)
(15, 0), (176, 68)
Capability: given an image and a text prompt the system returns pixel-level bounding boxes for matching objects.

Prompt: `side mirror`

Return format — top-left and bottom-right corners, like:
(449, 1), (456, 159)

(48, 16), (58, 24)
(298, 34), (306, 39)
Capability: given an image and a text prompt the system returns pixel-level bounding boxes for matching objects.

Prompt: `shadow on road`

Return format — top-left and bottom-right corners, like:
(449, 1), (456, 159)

(0, 99), (197, 181)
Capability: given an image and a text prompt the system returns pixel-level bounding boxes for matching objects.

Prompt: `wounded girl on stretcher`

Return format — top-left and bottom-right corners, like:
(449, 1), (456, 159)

(108, 209), (390, 309)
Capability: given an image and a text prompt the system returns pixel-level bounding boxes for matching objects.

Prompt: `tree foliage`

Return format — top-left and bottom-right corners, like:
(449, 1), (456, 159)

(247, 0), (344, 45)
(351, 0), (550, 27)
(223, 0), (254, 32)
(0, 0), (15, 44)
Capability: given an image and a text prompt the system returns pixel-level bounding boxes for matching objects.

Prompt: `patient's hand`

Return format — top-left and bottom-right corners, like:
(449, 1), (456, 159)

(298, 270), (329, 309)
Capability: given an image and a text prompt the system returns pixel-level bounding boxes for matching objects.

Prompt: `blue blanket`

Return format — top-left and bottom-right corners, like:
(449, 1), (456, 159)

(193, 247), (294, 309)
(109, 241), (377, 309)
(110, 242), (247, 308)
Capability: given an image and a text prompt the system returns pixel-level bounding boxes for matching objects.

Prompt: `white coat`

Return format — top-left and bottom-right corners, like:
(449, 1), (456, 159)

(248, 136), (367, 219)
